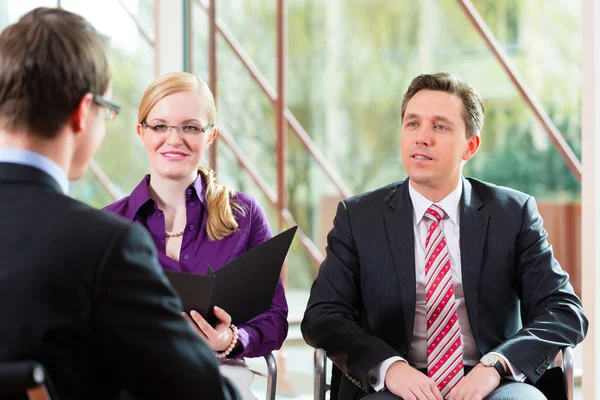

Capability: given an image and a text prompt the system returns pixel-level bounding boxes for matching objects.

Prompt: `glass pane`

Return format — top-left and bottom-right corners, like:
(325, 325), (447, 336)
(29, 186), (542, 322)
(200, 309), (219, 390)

(217, 0), (276, 88)
(70, 169), (114, 209)
(190, 0), (582, 289)
(0, 0), (57, 29)
(57, 0), (156, 206)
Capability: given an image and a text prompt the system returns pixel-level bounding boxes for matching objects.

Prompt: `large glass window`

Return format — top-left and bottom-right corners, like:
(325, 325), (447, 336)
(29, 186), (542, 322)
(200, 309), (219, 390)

(191, 0), (582, 290)
(0, 0), (156, 208)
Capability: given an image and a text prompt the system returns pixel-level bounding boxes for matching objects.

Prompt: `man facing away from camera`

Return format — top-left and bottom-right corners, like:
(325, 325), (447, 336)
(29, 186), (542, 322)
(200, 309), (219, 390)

(0, 7), (239, 400)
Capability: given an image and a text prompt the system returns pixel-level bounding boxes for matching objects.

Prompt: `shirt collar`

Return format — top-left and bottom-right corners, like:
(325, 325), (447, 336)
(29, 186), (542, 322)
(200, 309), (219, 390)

(0, 147), (69, 194)
(128, 173), (206, 217)
(408, 178), (463, 227)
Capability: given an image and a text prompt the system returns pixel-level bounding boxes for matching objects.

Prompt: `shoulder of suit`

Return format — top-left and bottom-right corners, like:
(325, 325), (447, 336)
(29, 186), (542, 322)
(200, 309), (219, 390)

(49, 193), (137, 240)
(343, 180), (403, 208)
(466, 177), (532, 207)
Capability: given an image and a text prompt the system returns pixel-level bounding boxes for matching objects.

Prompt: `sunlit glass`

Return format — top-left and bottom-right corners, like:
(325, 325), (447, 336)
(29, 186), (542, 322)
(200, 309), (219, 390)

(142, 121), (214, 137)
(93, 94), (121, 121)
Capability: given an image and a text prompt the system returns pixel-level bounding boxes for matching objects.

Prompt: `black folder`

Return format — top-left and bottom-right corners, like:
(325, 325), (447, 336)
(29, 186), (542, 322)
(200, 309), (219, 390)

(165, 225), (297, 326)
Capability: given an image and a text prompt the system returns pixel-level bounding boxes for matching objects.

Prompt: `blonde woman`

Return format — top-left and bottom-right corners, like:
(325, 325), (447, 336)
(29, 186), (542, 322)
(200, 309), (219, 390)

(104, 72), (288, 399)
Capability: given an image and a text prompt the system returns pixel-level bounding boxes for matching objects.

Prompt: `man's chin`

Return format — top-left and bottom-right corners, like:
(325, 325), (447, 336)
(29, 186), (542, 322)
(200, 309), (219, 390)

(408, 173), (434, 186)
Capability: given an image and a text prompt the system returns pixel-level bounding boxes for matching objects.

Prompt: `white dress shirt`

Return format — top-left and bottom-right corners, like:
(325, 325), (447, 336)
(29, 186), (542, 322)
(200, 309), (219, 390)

(0, 147), (69, 194)
(369, 179), (525, 391)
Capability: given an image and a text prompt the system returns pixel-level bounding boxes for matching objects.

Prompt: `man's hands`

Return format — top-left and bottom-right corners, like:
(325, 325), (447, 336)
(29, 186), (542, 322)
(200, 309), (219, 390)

(446, 362), (503, 400)
(385, 360), (505, 400)
(385, 361), (443, 400)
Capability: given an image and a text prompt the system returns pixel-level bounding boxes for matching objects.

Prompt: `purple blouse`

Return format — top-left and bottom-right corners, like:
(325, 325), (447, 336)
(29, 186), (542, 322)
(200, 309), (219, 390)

(103, 174), (289, 358)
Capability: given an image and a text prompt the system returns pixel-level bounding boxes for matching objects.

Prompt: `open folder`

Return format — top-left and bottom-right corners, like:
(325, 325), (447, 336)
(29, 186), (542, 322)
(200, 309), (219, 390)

(165, 225), (297, 326)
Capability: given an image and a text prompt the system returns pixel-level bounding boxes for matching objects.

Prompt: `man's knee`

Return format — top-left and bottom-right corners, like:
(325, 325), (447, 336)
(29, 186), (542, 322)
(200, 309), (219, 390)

(485, 381), (547, 400)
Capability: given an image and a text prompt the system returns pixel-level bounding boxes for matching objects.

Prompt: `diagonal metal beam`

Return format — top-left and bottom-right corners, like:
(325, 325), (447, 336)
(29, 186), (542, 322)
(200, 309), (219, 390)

(88, 159), (123, 201)
(456, 0), (582, 182)
(219, 127), (325, 267)
(195, 0), (352, 199)
(117, 0), (156, 48)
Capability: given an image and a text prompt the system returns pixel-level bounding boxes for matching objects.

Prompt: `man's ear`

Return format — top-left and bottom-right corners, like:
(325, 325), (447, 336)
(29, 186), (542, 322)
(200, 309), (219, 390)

(70, 93), (94, 133)
(463, 133), (481, 161)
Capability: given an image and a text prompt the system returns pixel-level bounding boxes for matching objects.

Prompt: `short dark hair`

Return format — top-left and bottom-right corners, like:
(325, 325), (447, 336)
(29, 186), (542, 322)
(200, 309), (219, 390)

(0, 7), (110, 138)
(400, 72), (484, 138)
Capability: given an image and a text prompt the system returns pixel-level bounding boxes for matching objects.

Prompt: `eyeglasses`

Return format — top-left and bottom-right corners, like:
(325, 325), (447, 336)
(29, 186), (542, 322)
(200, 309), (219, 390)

(141, 121), (214, 138)
(93, 94), (121, 121)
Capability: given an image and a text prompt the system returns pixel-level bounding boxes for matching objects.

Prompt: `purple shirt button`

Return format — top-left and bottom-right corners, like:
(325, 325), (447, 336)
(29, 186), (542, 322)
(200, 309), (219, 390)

(190, 201), (195, 206)
(189, 224), (195, 231)
(183, 255), (190, 260)
(187, 189), (192, 195)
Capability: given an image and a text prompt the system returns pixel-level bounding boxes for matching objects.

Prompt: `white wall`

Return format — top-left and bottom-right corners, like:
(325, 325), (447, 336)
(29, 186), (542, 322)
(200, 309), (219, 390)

(582, 0), (600, 397)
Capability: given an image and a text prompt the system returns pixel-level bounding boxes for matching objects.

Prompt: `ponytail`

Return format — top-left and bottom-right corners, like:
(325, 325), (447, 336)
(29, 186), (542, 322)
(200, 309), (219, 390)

(198, 167), (246, 241)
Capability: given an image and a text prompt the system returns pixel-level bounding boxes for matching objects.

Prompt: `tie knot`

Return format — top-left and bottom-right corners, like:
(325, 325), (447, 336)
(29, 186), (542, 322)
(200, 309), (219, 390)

(425, 204), (445, 223)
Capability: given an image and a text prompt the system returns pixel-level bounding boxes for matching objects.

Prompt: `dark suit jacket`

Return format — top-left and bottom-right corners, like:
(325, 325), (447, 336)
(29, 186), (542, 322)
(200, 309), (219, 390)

(301, 177), (587, 399)
(0, 162), (239, 400)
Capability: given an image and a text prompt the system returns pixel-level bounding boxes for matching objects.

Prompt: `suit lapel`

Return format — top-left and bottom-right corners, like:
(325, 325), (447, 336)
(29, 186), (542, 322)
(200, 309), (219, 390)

(383, 179), (416, 344)
(459, 177), (489, 347)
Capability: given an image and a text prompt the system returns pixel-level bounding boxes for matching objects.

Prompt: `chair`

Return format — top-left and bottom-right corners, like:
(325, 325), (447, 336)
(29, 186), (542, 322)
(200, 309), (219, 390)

(263, 353), (278, 400)
(248, 353), (277, 400)
(314, 347), (575, 400)
(0, 361), (57, 400)
(0, 355), (277, 400)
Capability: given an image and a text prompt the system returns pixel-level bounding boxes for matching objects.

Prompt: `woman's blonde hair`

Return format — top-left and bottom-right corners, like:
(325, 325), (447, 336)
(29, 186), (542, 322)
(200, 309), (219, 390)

(138, 72), (245, 241)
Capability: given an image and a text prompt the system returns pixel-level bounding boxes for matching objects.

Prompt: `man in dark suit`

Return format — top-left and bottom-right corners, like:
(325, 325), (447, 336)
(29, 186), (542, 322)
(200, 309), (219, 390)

(0, 8), (238, 400)
(302, 73), (587, 400)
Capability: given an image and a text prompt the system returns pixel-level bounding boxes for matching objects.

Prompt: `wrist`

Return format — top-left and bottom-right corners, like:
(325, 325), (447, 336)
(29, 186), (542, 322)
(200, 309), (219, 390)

(215, 324), (238, 359)
(385, 359), (409, 383)
(480, 353), (506, 377)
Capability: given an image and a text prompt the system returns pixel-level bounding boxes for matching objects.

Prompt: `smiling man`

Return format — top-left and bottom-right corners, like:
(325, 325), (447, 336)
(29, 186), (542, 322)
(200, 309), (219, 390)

(302, 72), (587, 400)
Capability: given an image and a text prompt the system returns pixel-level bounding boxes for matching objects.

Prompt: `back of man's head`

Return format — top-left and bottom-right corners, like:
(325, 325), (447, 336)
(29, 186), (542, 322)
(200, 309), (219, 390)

(0, 7), (110, 139)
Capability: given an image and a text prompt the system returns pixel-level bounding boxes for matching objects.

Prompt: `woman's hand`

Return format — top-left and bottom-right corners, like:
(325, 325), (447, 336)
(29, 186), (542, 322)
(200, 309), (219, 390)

(183, 306), (234, 352)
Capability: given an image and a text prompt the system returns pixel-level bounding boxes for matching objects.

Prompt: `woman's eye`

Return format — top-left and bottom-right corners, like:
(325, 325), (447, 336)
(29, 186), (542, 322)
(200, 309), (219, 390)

(183, 125), (200, 132)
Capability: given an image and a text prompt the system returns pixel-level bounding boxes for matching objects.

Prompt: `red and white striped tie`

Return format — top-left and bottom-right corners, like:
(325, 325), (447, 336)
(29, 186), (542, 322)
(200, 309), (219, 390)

(424, 204), (464, 396)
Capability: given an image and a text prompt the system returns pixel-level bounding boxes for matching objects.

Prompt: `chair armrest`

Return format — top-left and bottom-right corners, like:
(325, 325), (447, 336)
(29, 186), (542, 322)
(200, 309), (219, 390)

(0, 361), (47, 391)
(314, 348), (328, 400)
(562, 347), (574, 400)
(550, 347), (574, 400)
(0, 361), (56, 399)
(264, 353), (277, 400)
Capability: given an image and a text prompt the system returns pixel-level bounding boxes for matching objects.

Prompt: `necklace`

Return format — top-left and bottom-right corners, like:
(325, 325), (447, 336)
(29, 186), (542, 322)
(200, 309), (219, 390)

(165, 229), (185, 238)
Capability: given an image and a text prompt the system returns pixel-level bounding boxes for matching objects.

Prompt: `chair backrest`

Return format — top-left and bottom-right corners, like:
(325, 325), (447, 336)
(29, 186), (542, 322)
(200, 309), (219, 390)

(0, 361), (57, 400)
